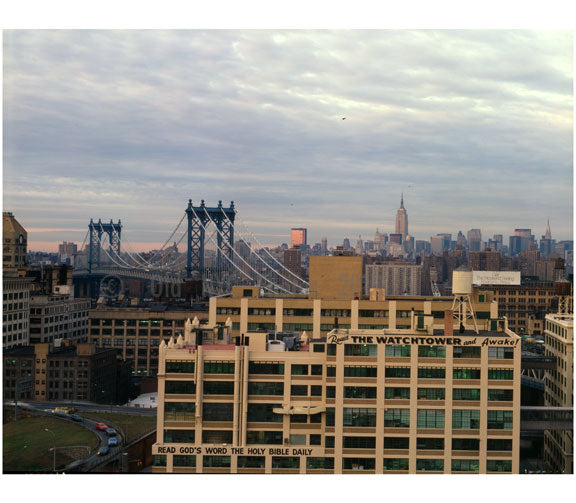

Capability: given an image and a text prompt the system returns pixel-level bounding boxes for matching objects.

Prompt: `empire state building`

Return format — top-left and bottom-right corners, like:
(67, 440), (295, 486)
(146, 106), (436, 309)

(395, 194), (408, 243)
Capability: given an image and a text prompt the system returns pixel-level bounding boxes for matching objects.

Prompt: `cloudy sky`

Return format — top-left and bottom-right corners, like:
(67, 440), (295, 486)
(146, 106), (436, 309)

(3, 30), (573, 252)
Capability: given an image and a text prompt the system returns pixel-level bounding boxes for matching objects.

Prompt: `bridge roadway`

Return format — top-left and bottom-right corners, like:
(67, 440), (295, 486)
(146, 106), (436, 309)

(73, 266), (185, 285)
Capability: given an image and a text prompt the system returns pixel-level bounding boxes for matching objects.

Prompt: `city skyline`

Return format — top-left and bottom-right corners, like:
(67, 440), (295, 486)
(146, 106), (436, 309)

(3, 30), (573, 251)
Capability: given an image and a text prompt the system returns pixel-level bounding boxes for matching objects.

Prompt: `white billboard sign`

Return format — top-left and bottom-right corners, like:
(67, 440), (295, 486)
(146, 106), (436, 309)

(472, 271), (521, 285)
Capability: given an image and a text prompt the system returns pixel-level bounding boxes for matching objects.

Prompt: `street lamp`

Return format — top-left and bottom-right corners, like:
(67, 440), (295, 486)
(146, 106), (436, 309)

(45, 428), (56, 472)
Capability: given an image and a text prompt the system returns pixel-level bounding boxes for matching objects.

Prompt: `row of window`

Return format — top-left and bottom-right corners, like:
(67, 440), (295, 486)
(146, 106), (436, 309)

(153, 454), (512, 472)
(326, 366), (513, 380)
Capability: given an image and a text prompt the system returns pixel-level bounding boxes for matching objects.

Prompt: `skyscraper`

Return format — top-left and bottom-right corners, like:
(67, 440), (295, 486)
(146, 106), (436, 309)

(467, 228), (482, 251)
(290, 228), (307, 248)
(395, 194), (408, 242)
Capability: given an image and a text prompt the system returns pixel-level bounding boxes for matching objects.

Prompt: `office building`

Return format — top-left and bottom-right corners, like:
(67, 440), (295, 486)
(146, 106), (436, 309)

(467, 229), (482, 252)
(3, 212), (28, 273)
(152, 312), (521, 474)
(364, 263), (422, 296)
(431, 234), (451, 255)
(291, 228), (307, 248)
(3, 342), (117, 403)
(395, 195), (408, 243)
(543, 311), (573, 473)
(29, 289), (91, 344)
(2, 276), (32, 349)
(469, 250), (501, 271)
(88, 306), (212, 376)
(284, 247), (303, 281)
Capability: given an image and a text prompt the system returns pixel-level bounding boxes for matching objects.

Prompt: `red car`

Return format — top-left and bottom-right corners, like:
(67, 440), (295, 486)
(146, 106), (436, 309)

(94, 422), (109, 430)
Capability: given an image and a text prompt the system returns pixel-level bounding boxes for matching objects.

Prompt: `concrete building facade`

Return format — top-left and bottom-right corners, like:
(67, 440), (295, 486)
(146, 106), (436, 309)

(543, 313), (573, 473)
(151, 317), (521, 474)
(3, 277), (31, 349)
(364, 263), (422, 297)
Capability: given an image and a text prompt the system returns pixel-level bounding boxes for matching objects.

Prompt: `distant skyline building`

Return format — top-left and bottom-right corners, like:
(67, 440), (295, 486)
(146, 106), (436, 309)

(3, 212), (28, 272)
(290, 228), (307, 248)
(467, 228), (482, 252)
(283, 246), (302, 280)
(394, 194), (408, 242)
(321, 237), (328, 255)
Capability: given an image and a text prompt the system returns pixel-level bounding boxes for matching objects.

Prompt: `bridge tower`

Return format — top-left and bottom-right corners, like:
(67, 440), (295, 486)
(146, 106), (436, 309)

(88, 219), (122, 273)
(185, 200), (235, 279)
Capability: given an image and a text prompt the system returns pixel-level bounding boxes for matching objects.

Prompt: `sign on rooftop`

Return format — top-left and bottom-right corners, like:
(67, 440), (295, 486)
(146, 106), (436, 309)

(472, 271), (521, 286)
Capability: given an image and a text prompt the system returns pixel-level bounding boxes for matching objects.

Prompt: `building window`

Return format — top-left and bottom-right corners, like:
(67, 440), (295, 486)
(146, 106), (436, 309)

(383, 458), (409, 471)
(306, 457), (334, 470)
(418, 368), (445, 379)
(204, 361), (235, 374)
(344, 366), (377, 378)
(384, 437), (409, 449)
(487, 439), (512, 451)
(453, 346), (481, 358)
(343, 408), (377, 427)
(452, 438), (479, 451)
(249, 362), (284, 375)
(238, 456), (265, 468)
(453, 388), (480, 401)
(452, 409), (480, 429)
(344, 344), (377, 357)
(385, 387), (410, 400)
(246, 431), (282, 444)
(488, 369), (513, 380)
(165, 381), (196, 394)
(272, 457), (299, 469)
(247, 404), (283, 423)
(453, 368), (481, 380)
(203, 381), (234, 395)
(164, 429), (195, 443)
(248, 382), (284, 396)
(202, 430), (233, 444)
(152, 455), (167, 466)
(203, 456), (231, 468)
(203, 403), (234, 421)
(416, 438), (444, 450)
(416, 459), (444, 472)
(487, 410), (513, 430)
(417, 409), (445, 429)
(343, 436), (376, 449)
(248, 308), (275, 316)
(451, 459), (479, 472)
(165, 361), (195, 373)
(487, 389), (513, 401)
(173, 455), (196, 467)
(342, 458), (375, 471)
(291, 385), (308, 396)
(384, 409), (410, 428)
(385, 367), (409, 378)
(326, 386), (336, 398)
(486, 460), (512, 472)
(418, 346), (446, 358)
(291, 364), (308, 375)
(385, 345), (411, 357)
(417, 388), (445, 400)
(488, 347), (514, 359)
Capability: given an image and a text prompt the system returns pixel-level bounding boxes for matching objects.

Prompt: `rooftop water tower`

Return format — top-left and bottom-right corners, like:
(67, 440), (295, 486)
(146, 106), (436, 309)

(451, 266), (479, 334)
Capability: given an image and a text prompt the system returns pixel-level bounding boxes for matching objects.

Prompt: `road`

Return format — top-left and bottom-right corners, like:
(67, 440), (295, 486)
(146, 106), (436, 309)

(6, 400), (156, 472)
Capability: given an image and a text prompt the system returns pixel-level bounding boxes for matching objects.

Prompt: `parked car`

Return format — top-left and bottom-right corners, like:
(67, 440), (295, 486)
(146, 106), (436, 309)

(69, 413), (83, 422)
(94, 422), (108, 430)
(97, 446), (110, 456)
(108, 437), (118, 447)
(105, 428), (117, 436)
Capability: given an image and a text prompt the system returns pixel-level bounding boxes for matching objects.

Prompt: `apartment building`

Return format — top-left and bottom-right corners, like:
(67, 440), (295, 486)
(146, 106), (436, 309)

(151, 313), (521, 474)
(3, 276), (31, 349)
(209, 286), (497, 339)
(3, 342), (117, 402)
(29, 291), (91, 344)
(364, 263), (422, 296)
(88, 306), (210, 376)
(543, 312), (573, 473)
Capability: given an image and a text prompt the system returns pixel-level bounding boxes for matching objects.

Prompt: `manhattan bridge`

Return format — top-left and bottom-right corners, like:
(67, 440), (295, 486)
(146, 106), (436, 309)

(73, 200), (309, 298)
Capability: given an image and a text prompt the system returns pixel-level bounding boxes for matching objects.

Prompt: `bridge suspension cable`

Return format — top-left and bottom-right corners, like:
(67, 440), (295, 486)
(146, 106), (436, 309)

(220, 207), (308, 292)
(200, 206), (292, 294)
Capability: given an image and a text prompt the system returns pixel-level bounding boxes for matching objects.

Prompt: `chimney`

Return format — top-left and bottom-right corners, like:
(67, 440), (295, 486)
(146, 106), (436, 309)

(444, 310), (453, 338)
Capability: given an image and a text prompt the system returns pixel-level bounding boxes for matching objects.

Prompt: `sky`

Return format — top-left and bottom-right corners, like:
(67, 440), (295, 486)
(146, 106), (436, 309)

(3, 29), (573, 252)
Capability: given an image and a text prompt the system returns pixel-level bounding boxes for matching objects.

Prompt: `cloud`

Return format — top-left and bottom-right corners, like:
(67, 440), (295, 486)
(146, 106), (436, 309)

(3, 29), (573, 249)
